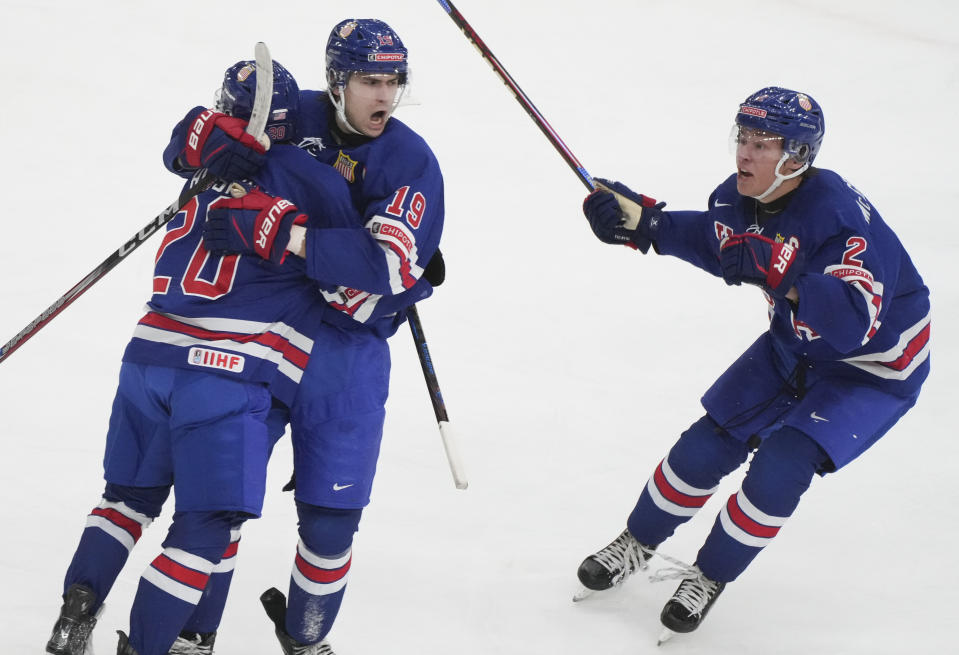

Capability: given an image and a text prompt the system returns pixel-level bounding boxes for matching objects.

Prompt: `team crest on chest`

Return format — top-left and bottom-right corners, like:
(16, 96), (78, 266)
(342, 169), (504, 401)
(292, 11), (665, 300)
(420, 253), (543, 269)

(333, 150), (358, 183)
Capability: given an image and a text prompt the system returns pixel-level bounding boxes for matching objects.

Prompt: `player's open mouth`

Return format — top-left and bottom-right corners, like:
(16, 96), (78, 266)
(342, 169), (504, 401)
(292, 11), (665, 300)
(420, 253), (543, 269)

(738, 169), (752, 177)
(370, 110), (387, 123)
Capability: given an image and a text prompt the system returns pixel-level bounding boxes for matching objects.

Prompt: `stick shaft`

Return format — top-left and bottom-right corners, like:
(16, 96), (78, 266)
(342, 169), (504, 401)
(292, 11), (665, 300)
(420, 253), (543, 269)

(0, 42), (274, 365)
(408, 304), (467, 489)
(436, 0), (595, 191)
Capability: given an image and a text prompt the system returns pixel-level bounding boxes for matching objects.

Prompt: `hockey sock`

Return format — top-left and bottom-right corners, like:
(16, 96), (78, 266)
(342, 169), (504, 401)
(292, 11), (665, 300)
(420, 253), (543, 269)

(127, 511), (239, 655)
(62, 485), (167, 611)
(695, 426), (830, 582)
(285, 503), (362, 644)
(627, 415), (749, 546)
(181, 524), (243, 634)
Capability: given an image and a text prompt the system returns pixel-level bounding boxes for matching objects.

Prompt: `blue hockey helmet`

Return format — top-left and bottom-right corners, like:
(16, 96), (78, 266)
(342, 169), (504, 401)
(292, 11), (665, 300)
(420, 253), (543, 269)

(325, 19), (410, 135)
(325, 18), (409, 90)
(735, 87), (825, 165)
(216, 60), (300, 144)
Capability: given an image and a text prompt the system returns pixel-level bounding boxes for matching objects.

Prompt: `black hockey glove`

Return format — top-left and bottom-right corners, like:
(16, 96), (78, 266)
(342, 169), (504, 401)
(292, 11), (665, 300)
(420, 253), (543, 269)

(423, 248), (445, 287)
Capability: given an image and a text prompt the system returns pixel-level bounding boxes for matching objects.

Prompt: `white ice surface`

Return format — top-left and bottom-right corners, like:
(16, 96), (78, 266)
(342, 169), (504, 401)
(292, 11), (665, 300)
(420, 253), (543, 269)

(1, 1), (956, 653)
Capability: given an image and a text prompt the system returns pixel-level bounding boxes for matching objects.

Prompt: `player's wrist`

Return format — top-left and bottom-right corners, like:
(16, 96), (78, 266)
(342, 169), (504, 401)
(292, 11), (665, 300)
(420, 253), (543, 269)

(286, 224), (307, 257)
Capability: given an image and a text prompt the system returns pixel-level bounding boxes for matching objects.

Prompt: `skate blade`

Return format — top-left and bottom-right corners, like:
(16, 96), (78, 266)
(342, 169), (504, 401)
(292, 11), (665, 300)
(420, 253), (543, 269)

(572, 587), (596, 602)
(656, 628), (676, 646)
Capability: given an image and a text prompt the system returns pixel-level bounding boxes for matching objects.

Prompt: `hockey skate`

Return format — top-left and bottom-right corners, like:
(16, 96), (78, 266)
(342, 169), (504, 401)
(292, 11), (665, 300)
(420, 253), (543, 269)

(654, 565), (726, 645)
(167, 630), (216, 654)
(573, 528), (657, 601)
(46, 583), (101, 655)
(260, 587), (336, 655)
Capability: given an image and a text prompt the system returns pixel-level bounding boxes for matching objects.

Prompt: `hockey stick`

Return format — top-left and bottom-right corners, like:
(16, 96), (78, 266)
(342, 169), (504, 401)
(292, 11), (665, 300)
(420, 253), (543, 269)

(434, 2), (646, 228)
(0, 43), (274, 365)
(408, 304), (467, 489)
(435, 0), (595, 191)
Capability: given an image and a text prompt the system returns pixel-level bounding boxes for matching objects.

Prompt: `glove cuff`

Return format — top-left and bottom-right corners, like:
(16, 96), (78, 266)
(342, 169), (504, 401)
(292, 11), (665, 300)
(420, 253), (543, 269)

(182, 108), (221, 168)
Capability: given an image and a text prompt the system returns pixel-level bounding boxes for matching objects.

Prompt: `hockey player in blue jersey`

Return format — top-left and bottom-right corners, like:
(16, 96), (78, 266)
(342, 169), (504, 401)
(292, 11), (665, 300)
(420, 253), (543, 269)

(44, 60), (327, 655)
(46, 45), (443, 654)
(151, 18), (445, 655)
(577, 87), (930, 640)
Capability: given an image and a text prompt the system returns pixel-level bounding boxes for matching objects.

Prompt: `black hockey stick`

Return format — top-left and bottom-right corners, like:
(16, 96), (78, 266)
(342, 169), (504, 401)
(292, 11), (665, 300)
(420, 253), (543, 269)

(434, 4), (648, 223)
(0, 43), (274, 365)
(435, 0), (596, 192)
(408, 304), (467, 489)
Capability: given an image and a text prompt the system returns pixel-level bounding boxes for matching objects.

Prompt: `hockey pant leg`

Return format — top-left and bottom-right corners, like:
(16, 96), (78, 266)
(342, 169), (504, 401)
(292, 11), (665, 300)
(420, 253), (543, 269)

(695, 426), (831, 583)
(62, 482), (170, 612)
(627, 414), (750, 546)
(285, 501), (363, 645)
(128, 510), (245, 655)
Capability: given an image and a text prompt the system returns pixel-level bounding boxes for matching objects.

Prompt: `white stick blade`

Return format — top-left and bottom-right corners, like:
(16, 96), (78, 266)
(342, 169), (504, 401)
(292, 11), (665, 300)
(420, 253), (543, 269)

(247, 42), (274, 142)
(438, 420), (468, 490)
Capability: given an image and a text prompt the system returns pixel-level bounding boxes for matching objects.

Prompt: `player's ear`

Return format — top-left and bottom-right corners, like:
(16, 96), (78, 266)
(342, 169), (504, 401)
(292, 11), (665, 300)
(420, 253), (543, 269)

(784, 157), (804, 174)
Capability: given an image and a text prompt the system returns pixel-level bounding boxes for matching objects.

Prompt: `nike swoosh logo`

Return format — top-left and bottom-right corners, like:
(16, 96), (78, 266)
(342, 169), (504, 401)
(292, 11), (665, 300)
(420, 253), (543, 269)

(332, 483), (354, 491)
(714, 200), (732, 207)
(810, 412), (829, 423)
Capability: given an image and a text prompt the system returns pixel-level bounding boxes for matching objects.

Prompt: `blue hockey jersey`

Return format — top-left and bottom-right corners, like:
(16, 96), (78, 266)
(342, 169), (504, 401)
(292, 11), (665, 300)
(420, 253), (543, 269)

(162, 92), (444, 333)
(291, 91), (444, 327)
(653, 168), (930, 394)
(124, 146), (370, 405)
(646, 168), (929, 468)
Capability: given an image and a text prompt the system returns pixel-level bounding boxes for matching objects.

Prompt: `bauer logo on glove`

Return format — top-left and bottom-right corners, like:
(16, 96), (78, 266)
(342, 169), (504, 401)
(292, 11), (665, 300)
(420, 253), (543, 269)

(719, 232), (800, 296)
(204, 188), (305, 265)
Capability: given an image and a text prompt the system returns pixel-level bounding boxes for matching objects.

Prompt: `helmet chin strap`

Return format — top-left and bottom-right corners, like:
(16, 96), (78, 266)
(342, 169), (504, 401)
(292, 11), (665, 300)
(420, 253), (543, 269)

(752, 153), (809, 202)
(330, 88), (364, 136)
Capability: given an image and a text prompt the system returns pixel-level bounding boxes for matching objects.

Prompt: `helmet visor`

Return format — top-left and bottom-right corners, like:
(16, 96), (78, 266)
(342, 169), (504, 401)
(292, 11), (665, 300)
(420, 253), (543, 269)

(345, 73), (407, 110)
(729, 124), (785, 158)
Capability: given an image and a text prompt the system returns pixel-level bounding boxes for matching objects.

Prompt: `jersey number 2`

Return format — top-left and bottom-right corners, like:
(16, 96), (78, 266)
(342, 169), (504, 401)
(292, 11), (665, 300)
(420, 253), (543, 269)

(842, 236), (867, 267)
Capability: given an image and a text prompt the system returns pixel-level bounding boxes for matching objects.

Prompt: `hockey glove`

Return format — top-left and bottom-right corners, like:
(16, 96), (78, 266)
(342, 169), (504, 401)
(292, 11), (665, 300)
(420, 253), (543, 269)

(719, 233), (800, 297)
(582, 178), (664, 253)
(423, 248), (445, 287)
(204, 189), (306, 265)
(181, 107), (267, 181)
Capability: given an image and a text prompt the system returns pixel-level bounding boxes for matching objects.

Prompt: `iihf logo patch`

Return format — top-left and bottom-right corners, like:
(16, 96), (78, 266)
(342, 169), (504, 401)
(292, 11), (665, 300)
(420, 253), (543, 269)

(339, 21), (357, 38)
(797, 94), (813, 111)
(188, 347), (245, 373)
(333, 150), (358, 183)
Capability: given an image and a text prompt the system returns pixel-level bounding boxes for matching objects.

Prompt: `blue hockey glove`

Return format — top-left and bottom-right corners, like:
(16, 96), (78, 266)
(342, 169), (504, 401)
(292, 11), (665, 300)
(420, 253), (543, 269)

(719, 233), (800, 297)
(204, 188), (305, 265)
(180, 106), (267, 181)
(582, 178), (664, 253)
